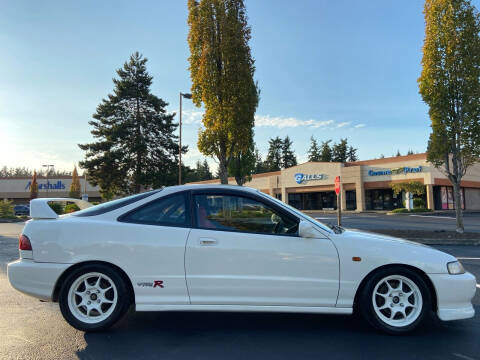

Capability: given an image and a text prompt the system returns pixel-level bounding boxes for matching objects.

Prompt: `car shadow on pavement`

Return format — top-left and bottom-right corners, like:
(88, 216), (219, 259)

(77, 307), (480, 360)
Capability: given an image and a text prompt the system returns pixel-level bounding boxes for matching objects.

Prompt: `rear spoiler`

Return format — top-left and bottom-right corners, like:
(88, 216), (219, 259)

(30, 198), (93, 219)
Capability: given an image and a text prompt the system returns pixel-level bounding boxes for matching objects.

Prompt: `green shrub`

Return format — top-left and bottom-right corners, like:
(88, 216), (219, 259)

(0, 200), (15, 218)
(391, 208), (409, 213)
(410, 208), (432, 213)
(48, 202), (64, 215)
(413, 198), (425, 208)
(64, 203), (80, 213)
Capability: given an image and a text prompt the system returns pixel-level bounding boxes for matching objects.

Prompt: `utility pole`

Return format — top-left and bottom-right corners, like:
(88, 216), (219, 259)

(178, 92), (192, 185)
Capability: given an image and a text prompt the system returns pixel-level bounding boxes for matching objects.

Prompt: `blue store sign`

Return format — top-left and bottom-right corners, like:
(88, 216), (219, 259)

(368, 166), (422, 176)
(25, 180), (66, 191)
(295, 173), (326, 184)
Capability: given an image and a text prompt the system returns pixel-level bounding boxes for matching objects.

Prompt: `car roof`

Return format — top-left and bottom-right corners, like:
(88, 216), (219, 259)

(164, 184), (260, 194)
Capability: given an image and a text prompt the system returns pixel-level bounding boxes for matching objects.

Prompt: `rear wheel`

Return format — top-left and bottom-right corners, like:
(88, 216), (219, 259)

(59, 264), (130, 331)
(359, 267), (431, 334)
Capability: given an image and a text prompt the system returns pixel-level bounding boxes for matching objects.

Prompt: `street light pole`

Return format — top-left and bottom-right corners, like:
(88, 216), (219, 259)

(42, 164), (54, 197)
(179, 92), (192, 185)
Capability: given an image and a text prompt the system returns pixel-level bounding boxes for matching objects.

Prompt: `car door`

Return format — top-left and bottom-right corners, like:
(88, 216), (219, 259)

(185, 190), (339, 307)
(117, 192), (191, 305)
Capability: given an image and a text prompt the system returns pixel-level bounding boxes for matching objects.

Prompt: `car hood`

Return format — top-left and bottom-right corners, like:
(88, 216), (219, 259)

(328, 228), (457, 274)
(341, 228), (429, 248)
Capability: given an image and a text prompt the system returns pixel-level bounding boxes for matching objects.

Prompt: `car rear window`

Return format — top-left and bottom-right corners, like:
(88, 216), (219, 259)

(72, 190), (161, 217)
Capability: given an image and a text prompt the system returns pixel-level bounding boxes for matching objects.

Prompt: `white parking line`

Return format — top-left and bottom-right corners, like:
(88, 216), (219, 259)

(457, 257), (480, 260)
(477, 284), (480, 289)
(409, 215), (456, 219)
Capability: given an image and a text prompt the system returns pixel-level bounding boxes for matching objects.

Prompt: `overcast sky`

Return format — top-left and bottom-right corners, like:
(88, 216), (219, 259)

(2, 0), (477, 172)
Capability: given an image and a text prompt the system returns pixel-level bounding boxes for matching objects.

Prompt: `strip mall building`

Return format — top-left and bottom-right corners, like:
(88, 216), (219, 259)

(190, 153), (480, 211)
(0, 176), (101, 204)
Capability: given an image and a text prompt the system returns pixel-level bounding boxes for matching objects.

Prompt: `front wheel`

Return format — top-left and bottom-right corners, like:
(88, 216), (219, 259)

(59, 264), (130, 332)
(359, 267), (432, 334)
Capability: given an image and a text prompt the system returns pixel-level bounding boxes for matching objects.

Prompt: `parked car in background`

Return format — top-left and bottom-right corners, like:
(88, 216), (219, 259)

(13, 205), (29, 216)
(7, 185), (477, 334)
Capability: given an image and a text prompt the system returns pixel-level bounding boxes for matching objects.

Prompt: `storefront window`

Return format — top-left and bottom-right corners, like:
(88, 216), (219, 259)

(365, 189), (402, 211)
(287, 191), (337, 210)
(437, 186), (465, 210)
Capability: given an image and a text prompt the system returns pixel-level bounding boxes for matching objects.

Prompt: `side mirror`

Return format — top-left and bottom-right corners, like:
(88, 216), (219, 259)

(298, 220), (321, 238)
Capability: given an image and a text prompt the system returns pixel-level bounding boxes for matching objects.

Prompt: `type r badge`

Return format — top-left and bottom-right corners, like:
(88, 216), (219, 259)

(137, 280), (164, 288)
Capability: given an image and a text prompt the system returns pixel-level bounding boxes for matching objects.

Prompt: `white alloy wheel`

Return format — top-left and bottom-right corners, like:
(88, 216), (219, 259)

(371, 275), (423, 328)
(67, 272), (118, 324)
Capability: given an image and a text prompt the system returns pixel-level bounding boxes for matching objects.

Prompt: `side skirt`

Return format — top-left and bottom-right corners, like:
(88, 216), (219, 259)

(135, 304), (353, 315)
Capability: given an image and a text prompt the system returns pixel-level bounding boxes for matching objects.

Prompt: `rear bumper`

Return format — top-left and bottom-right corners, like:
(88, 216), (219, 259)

(429, 272), (477, 321)
(7, 259), (70, 301)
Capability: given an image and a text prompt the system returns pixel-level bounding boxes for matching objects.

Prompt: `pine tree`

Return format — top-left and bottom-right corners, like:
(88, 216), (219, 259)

(187, 0), (259, 184)
(265, 137), (283, 171)
(307, 136), (322, 162)
(254, 148), (269, 174)
(418, 0), (480, 232)
(281, 136), (297, 168)
(69, 166), (81, 199)
(332, 138), (348, 162)
(30, 171), (38, 200)
(347, 146), (358, 162)
(396, 150), (402, 157)
(79, 52), (183, 197)
(320, 140), (333, 162)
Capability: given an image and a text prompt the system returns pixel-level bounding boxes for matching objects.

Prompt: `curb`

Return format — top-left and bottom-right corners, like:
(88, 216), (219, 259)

(407, 239), (480, 246)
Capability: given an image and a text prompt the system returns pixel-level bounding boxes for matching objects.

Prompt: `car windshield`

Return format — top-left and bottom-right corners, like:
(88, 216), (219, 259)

(257, 191), (332, 233)
(72, 190), (161, 217)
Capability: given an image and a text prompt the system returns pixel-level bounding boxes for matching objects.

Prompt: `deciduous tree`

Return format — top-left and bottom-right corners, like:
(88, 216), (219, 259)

(30, 171), (38, 200)
(69, 166), (81, 199)
(418, 0), (480, 232)
(187, 0), (259, 184)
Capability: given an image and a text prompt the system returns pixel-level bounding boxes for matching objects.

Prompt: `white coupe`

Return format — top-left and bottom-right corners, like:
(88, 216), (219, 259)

(7, 185), (476, 334)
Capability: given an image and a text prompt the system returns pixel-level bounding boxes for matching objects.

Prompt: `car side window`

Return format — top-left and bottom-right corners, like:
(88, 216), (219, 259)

(120, 193), (188, 227)
(194, 194), (298, 235)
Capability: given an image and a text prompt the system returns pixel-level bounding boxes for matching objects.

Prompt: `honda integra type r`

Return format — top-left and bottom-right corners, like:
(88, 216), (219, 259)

(7, 185), (477, 334)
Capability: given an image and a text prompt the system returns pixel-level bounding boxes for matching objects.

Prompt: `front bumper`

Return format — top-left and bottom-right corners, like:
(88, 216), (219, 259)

(429, 272), (477, 321)
(7, 259), (71, 301)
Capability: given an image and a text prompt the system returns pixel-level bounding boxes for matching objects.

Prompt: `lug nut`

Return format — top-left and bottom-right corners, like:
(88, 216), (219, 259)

(98, 300), (101, 303)
(87, 301), (91, 305)
(400, 303), (404, 307)
(86, 291), (90, 295)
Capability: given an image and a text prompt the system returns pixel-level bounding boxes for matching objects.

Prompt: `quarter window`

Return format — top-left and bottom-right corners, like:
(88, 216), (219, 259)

(120, 193), (188, 226)
(194, 194), (298, 235)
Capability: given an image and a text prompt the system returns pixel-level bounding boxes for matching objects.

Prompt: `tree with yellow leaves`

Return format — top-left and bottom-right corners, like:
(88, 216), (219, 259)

(418, 0), (480, 232)
(69, 166), (81, 199)
(187, 0), (259, 184)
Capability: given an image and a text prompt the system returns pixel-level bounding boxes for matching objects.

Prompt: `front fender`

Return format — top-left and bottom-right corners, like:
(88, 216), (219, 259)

(331, 230), (456, 307)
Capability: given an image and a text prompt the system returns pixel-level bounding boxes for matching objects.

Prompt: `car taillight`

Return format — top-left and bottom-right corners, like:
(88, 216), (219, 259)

(19, 234), (32, 251)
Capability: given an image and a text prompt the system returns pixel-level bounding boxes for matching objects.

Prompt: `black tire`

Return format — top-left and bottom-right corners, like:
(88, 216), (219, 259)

(359, 267), (432, 335)
(59, 263), (131, 332)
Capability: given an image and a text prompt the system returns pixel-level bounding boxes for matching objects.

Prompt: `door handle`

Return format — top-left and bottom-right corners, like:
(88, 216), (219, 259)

(199, 238), (217, 246)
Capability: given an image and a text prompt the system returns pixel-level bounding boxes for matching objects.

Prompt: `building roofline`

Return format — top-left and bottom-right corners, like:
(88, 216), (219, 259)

(344, 153), (427, 166)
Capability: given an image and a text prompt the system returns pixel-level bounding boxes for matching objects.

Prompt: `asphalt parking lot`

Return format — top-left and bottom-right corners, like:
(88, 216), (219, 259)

(0, 222), (479, 360)
(310, 211), (480, 233)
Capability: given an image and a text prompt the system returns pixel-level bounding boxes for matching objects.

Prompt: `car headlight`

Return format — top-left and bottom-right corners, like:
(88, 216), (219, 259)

(447, 261), (465, 275)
